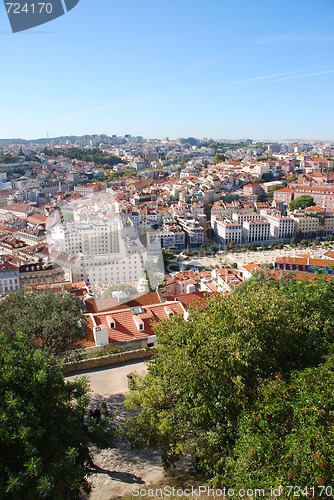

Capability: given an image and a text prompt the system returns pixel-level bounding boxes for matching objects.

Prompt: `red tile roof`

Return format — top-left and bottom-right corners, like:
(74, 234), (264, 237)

(88, 300), (185, 344)
(323, 250), (334, 260)
(86, 291), (162, 314)
(165, 291), (209, 309)
(241, 263), (263, 273)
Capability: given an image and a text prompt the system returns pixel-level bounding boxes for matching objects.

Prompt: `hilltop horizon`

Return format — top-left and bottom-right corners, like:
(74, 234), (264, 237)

(0, 134), (333, 145)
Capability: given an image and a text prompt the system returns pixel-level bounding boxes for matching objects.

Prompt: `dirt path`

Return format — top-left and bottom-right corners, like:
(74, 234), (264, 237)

(88, 393), (165, 500)
(67, 362), (166, 499)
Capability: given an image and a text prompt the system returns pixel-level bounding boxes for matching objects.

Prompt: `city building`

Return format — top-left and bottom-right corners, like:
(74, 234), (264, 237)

(211, 215), (242, 247)
(0, 255), (20, 294)
(242, 219), (271, 243)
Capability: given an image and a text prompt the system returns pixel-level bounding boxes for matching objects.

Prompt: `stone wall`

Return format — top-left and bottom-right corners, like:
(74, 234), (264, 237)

(63, 348), (154, 374)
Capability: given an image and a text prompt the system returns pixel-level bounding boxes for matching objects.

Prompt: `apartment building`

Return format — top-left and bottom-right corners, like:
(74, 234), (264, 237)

(291, 212), (319, 237)
(273, 187), (294, 205)
(294, 185), (334, 211)
(49, 218), (122, 256)
(17, 227), (46, 246)
(261, 211), (294, 239)
(74, 183), (103, 197)
(290, 207), (334, 238)
(0, 255), (20, 295)
(242, 219), (271, 243)
(211, 215), (242, 247)
(177, 217), (204, 248)
(148, 226), (186, 250)
(19, 262), (64, 287)
(232, 212), (261, 224)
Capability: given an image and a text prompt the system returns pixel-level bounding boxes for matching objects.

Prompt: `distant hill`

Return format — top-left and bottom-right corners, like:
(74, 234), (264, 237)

(0, 136), (79, 146)
(0, 135), (111, 146)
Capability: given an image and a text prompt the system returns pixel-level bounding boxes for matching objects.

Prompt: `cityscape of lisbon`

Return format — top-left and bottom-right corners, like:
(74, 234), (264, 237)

(0, 134), (333, 344)
(1, 135), (334, 303)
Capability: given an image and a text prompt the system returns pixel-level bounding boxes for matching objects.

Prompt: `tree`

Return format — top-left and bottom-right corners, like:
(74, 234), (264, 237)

(227, 354), (334, 488)
(286, 174), (298, 183)
(261, 172), (273, 182)
(125, 276), (334, 482)
(0, 333), (114, 499)
(0, 290), (86, 355)
(290, 236), (297, 247)
(289, 195), (316, 211)
(213, 153), (226, 164)
(248, 242), (257, 251)
(257, 191), (268, 202)
(299, 239), (309, 248)
(162, 248), (178, 273)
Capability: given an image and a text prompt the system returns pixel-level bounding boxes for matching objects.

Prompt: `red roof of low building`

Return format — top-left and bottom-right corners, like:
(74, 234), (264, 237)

(88, 300), (184, 344)
(241, 263), (263, 273)
(85, 291), (162, 314)
(165, 291), (209, 309)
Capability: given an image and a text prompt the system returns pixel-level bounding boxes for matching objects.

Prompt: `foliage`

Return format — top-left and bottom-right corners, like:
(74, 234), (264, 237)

(223, 194), (239, 204)
(227, 354), (334, 488)
(257, 191), (268, 202)
(71, 344), (120, 362)
(162, 248), (177, 273)
(248, 242), (257, 251)
(286, 174), (298, 183)
(261, 172), (273, 182)
(104, 169), (141, 182)
(268, 182), (287, 192)
(299, 239), (309, 247)
(0, 290), (86, 355)
(43, 147), (124, 168)
(0, 154), (19, 164)
(213, 153), (226, 164)
(290, 236), (297, 247)
(125, 275), (334, 483)
(289, 195), (315, 211)
(0, 333), (114, 499)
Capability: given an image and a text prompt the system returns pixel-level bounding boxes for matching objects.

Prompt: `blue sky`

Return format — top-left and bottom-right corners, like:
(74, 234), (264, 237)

(1, 0), (334, 140)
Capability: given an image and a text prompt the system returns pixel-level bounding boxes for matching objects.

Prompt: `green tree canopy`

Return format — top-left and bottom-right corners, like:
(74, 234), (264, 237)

(0, 290), (86, 355)
(289, 195), (316, 210)
(213, 153), (226, 164)
(0, 333), (114, 499)
(227, 353), (334, 488)
(125, 275), (334, 483)
(43, 147), (124, 168)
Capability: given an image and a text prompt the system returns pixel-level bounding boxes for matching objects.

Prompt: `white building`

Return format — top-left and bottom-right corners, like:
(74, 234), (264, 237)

(177, 217), (204, 248)
(49, 217), (122, 256)
(242, 219), (271, 243)
(211, 215), (242, 247)
(261, 210), (294, 239)
(232, 212), (262, 224)
(148, 226), (186, 250)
